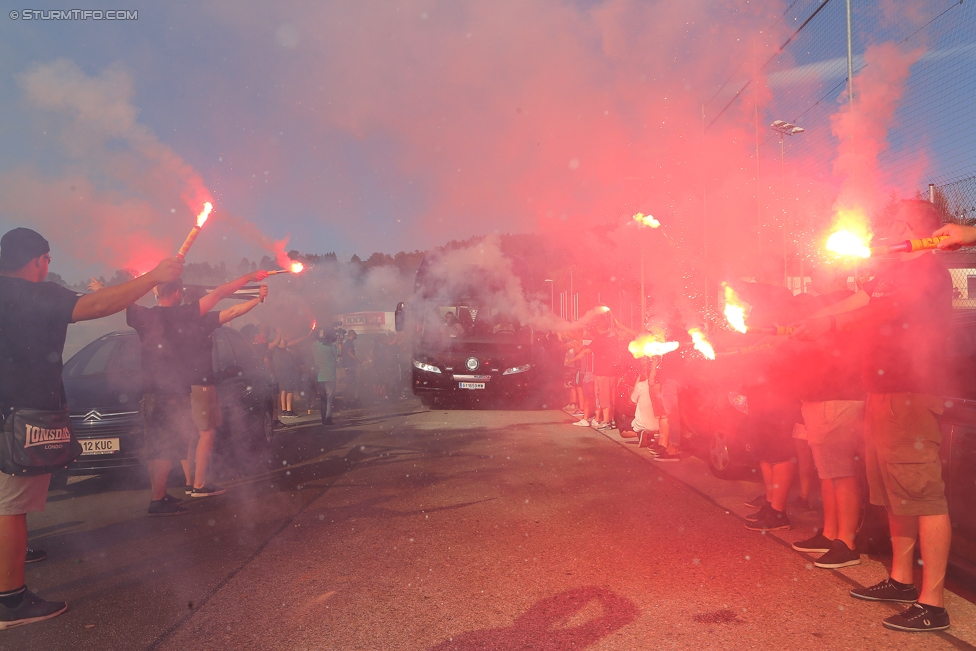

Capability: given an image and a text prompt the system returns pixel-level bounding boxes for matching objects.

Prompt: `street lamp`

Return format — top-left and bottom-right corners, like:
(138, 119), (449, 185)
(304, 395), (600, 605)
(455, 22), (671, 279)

(544, 278), (554, 314)
(769, 120), (805, 291)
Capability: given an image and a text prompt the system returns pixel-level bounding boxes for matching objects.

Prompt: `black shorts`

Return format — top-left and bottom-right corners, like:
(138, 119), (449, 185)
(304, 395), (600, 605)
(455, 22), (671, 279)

(140, 393), (194, 462)
(748, 403), (800, 465)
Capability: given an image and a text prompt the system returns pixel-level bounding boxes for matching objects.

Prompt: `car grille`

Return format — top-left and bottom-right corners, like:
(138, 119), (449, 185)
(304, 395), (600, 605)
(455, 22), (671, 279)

(70, 411), (142, 438)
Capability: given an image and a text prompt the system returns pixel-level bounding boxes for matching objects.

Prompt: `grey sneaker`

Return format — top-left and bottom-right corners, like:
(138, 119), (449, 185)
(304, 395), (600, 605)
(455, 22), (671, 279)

(191, 485), (227, 498)
(814, 539), (860, 569)
(850, 578), (918, 603)
(883, 602), (950, 632)
(0, 588), (67, 630)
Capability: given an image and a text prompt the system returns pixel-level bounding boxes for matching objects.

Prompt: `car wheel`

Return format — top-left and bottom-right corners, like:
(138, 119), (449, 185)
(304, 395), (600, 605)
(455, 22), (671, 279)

(420, 395), (437, 408)
(709, 430), (741, 479)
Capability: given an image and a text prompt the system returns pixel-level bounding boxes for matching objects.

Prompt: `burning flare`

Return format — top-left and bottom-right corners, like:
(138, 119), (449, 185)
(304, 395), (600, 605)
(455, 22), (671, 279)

(290, 261), (305, 274)
(825, 209), (872, 258)
(723, 284), (747, 334)
(177, 201), (214, 260)
(688, 328), (715, 360)
(628, 334), (679, 359)
(633, 212), (661, 228)
(196, 202), (213, 227)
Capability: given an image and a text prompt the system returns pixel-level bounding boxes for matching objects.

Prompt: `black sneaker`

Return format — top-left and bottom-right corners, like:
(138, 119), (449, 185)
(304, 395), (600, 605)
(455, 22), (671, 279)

(322, 417), (333, 426)
(654, 450), (680, 462)
(191, 485), (226, 498)
(25, 548), (46, 564)
(184, 485), (193, 495)
(0, 588), (67, 630)
(744, 503), (769, 522)
(850, 578), (918, 603)
(745, 507), (791, 531)
(791, 533), (832, 553)
(148, 499), (189, 516)
(814, 539), (860, 569)
(883, 602), (950, 632)
(791, 496), (812, 510)
(745, 493), (767, 508)
(161, 493), (185, 505)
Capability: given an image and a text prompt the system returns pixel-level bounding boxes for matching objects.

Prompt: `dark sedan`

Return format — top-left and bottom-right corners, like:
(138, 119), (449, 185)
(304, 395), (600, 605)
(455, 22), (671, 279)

(60, 327), (276, 481)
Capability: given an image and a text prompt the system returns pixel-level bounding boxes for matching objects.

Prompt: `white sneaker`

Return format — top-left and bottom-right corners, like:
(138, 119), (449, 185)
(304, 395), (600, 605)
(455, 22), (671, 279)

(572, 419), (590, 426)
(590, 418), (599, 427)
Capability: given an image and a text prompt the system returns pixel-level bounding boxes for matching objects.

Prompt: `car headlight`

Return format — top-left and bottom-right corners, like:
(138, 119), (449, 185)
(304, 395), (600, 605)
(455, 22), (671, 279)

(413, 360), (442, 374)
(502, 363), (532, 375)
(728, 392), (748, 415)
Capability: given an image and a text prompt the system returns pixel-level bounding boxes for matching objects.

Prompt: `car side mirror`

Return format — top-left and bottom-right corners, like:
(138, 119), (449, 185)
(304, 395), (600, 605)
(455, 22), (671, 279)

(222, 365), (244, 380)
(395, 302), (405, 332)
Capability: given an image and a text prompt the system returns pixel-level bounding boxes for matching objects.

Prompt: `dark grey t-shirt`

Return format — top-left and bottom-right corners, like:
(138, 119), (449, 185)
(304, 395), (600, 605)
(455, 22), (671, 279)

(0, 277), (81, 413)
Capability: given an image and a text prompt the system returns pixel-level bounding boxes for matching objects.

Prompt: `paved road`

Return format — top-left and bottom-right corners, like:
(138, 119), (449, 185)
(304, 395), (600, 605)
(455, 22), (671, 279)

(5, 401), (976, 650)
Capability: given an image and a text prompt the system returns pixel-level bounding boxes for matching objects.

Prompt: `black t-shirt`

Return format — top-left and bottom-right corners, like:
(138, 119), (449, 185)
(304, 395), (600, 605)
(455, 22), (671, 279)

(183, 310), (222, 386)
(861, 254), (952, 394)
(793, 290), (864, 402)
(342, 339), (358, 367)
(589, 334), (619, 376)
(0, 277), (81, 413)
(127, 301), (208, 395)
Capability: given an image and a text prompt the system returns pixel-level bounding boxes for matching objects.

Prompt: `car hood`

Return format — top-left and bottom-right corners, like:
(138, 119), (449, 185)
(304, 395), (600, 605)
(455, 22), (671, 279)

(63, 371), (143, 414)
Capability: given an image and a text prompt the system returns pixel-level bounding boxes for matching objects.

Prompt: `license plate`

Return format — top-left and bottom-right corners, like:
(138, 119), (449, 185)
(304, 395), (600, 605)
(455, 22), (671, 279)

(80, 438), (120, 455)
(459, 382), (486, 390)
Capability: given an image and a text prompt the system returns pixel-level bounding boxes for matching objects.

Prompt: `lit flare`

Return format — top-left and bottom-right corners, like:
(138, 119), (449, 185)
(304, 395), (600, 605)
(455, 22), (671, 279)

(688, 328), (715, 360)
(825, 209), (871, 258)
(290, 261), (305, 274)
(633, 212), (661, 228)
(628, 334), (679, 359)
(723, 284), (747, 334)
(177, 201), (214, 259)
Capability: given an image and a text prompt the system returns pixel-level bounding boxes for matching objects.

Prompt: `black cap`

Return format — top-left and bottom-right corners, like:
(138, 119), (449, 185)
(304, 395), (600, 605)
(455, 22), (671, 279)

(0, 228), (50, 271)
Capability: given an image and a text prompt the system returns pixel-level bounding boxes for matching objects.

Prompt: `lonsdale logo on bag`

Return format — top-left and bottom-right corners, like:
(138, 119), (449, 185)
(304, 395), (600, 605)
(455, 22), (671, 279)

(24, 424), (71, 448)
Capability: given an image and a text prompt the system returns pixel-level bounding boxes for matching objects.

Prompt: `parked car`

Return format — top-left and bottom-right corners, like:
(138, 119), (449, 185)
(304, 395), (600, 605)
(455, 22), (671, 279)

(59, 327), (277, 483)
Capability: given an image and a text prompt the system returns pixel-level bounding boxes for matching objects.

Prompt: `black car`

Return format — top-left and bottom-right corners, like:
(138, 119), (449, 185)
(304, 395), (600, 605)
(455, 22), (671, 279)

(60, 327), (277, 479)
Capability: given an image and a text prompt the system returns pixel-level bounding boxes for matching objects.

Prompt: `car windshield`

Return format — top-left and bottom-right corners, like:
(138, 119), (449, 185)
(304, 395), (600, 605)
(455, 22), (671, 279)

(64, 337), (123, 377)
(421, 304), (526, 345)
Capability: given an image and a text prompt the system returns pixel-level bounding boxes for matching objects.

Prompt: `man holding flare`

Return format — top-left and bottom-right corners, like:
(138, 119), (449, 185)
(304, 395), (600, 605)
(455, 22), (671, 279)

(792, 200), (953, 633)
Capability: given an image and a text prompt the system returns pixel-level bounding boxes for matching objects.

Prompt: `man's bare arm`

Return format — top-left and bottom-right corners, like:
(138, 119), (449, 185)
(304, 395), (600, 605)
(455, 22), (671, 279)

(199, 270), (269, 315)
(72, 258), (184, 322)
(218, 285), (268, 325)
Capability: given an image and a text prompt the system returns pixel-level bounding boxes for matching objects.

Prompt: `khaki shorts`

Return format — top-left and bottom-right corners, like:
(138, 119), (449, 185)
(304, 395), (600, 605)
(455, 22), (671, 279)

(594, 376), (616, 411)
(191, 385), (222, 431)
(0, 472), (50, 515)
(864, 393), (947, 516)
(141, 393), (194, 462)
(801, 400), (864, 480)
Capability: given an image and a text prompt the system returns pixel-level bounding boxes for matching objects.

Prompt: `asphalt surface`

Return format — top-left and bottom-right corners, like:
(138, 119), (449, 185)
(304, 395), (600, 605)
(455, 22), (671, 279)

(5, 400), (976, 650)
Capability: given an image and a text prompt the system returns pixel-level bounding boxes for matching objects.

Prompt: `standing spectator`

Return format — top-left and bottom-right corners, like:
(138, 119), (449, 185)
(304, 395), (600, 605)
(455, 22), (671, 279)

(0, 227), (183, 628)
(313, 330), (339, 425)
(180, 277), (269, 498)
(589, 320), (619, 430)
(794, 200), (953, 632)
(569, 333), (596, 426)
(273, 328), (302, 417)
(342, 330), (360, 404)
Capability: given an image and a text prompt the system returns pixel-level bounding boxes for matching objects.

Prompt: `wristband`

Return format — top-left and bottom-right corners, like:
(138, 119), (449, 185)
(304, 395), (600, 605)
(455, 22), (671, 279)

(829, 315), (837, 333)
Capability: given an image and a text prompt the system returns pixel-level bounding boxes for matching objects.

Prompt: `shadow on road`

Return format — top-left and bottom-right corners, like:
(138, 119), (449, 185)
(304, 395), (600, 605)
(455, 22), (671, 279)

(429, 586), (638, 650)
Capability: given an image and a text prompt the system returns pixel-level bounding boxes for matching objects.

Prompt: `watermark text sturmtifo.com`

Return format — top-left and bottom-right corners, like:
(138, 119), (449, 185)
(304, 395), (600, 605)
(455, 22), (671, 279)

(9, 9), (138, 20)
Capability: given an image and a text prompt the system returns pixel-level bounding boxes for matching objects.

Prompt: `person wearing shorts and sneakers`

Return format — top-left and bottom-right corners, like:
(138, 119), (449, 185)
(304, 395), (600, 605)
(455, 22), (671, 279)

(180, 277), (269, 498)
(794, 200), (953, 632)
(589, 320), (619, 430)
(790, 271), (864, 568)
(0, 227), (182, 628)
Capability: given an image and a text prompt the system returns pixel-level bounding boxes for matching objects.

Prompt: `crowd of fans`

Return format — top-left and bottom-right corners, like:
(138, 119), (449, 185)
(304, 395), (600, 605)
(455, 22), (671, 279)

(0, 197), (969, 633)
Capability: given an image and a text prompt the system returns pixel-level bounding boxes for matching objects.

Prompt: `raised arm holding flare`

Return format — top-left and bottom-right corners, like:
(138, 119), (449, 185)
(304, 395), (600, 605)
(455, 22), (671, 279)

(933, 222), (976, 251)
(218, 285), (269, 325)
(198, 270), (269, 315)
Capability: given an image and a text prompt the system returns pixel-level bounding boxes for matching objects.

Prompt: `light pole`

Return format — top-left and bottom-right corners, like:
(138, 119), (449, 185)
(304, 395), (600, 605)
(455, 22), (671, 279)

(544, 278), (554, 314)
(770, 119), (805, 291)
(569, 265), (576, 321)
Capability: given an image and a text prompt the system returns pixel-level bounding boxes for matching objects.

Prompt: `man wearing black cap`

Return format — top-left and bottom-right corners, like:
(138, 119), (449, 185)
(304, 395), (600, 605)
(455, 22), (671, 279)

(0, 227), (183, 629)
